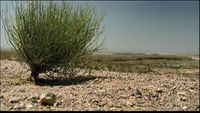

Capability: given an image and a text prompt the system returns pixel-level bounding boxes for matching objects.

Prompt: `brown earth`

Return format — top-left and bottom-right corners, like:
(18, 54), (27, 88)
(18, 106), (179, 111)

(0, 60), (199, 111)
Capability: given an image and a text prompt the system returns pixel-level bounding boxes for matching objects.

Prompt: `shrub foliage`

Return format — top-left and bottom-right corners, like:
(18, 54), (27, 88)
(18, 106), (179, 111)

(2, 1), (104, 83)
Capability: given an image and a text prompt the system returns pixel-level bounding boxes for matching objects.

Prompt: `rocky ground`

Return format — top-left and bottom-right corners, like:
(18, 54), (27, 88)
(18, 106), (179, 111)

(0, 60), (199, 111)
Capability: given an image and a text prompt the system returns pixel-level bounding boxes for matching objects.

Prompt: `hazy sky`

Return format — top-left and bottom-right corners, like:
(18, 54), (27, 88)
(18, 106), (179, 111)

(1, 1), (199, 54)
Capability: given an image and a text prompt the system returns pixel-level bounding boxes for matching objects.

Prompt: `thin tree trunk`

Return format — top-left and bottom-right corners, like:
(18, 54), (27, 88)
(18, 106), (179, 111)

(30, 64), (40, 84)
(31, 70), (39, 84)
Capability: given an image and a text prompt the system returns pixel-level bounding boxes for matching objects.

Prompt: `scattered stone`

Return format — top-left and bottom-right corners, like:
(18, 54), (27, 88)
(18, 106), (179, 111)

(56, 93), (63, 98)
(196, 105), (199, 110)
(1, 89), (7, 92)
(39, 92), (56, 105)
(4, 67), (8, 69)
(58, 86), (63, 89)
(28, 94), (40, 103)
(178, 97), (187, 101)
(126, 101), (134, 107)
(10, 90), (15, 93)
(13, 103), (25, 110)
(54, 102), (62, 107)
(131, 88), (142, 96)
(9, 97), (21, 103)
(151, 92), (159, 101)
(170, 86), (176, 91)
(20, 97), (28, 101)
(156, 88), (164, 93)
(182, 106), (188, 110)
(8, 106), (13, 110)
(177, 92), (187, 96)
(189, 89), (196, 93)
(25, 103), (34, 109)
(0, 95), (4, 99)
(152, 93), (159, 98)
(26, 71), (31, 76)
(136, 101), (145, 106)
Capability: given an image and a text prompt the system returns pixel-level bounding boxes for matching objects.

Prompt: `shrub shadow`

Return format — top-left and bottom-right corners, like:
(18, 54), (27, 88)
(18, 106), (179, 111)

(35, 75), (107, 86)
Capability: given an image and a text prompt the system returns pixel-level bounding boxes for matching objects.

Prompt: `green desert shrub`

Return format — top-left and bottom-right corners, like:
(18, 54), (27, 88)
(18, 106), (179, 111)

(2, 1), (104, 84)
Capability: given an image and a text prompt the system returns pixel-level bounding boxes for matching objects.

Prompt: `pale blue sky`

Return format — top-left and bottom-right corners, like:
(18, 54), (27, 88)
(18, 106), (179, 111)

(1, 1), (199, 54)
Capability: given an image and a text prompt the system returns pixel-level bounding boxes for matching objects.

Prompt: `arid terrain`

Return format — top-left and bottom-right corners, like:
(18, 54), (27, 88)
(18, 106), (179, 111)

(0, 53), (199, 111)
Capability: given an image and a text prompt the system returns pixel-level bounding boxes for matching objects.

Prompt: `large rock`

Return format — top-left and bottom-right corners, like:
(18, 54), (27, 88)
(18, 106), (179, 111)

(39, 92), (56, 105)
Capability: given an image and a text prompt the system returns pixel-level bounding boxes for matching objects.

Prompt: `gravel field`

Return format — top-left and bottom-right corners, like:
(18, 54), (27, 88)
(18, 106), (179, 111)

(0, 60), (199, 111)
